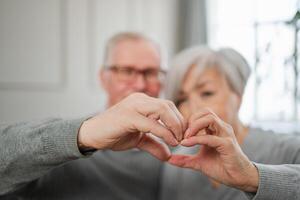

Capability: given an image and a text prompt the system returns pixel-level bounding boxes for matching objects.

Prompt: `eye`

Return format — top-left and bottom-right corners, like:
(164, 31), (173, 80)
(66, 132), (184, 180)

(145, 69), (158, 76)
(200, 91), (215, 98)
(121, 67), (135, 75)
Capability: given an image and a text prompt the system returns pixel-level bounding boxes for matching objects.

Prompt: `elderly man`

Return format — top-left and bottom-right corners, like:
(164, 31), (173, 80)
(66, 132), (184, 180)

(100, 32), (166, 106)
(1, 32), (184, 199)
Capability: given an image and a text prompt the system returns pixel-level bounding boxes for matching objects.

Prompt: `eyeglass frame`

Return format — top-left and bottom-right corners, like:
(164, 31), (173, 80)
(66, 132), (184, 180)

(104, 65), (167, 83)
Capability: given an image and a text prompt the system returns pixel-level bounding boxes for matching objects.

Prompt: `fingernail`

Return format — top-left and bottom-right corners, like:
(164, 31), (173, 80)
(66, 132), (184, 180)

(184, 128), (191, 138)
(171, 138), (179, 146)
(181, 139), (188, 145)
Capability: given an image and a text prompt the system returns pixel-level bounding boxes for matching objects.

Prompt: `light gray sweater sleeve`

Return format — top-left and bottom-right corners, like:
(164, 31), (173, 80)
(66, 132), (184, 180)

(245, 145), (300, 200)
(0, 118), (86, 195)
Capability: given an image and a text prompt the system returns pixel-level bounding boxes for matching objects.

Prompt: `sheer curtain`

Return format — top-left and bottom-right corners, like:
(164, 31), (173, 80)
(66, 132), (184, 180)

(176, 0), (207, 50)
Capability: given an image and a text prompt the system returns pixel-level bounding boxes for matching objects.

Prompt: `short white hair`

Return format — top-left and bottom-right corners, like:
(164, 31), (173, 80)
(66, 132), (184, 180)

(102, 32), (167, 70)
(165, 46), (251, 103)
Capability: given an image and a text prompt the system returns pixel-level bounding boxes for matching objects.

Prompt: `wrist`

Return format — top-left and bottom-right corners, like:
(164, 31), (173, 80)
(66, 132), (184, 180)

(77, 118), (96, 150)
(241, 163), (259, 192)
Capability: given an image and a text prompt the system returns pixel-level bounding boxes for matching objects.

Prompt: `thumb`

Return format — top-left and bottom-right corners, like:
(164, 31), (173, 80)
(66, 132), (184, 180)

(137, 133), (171, 161)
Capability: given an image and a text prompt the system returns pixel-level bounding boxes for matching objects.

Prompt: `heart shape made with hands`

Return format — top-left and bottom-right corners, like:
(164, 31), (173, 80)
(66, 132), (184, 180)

(138, 109), (256, 192)
(139, 108), (230, 165)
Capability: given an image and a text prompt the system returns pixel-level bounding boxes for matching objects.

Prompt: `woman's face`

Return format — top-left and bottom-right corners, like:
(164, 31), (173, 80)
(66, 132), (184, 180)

(176, 65), (241, 125)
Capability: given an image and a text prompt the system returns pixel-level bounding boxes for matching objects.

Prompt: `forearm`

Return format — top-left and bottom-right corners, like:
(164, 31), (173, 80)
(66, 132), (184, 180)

(245, 163), (300, 200)
(0, 93), (185, 195)
(0, 118), (85, 195)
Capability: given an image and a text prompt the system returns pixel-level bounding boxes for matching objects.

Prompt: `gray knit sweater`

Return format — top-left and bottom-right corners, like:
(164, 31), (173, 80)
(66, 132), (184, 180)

(159, 128), (300, 200)
(0, 119), (300, 199)
(0, 119), (162, 200)
(0, 118), (85, 196)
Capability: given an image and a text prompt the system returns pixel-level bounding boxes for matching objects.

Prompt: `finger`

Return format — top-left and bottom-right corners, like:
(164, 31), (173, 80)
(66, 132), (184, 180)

(184, 127), (206, 139)
(185, 108), (216, 139)
(167, 100), (187, 140)
(157, 100), (184, 142)
(135, 97), (183, 142)
(181, 135), (224, 149)
(133, 115), (179, 146)
(189, 107), (213, 124)
(168, 154), (198, 169)
(137, 133), (171, 161)
(195, 129), (207, 136)
(186, 114), (223, 138)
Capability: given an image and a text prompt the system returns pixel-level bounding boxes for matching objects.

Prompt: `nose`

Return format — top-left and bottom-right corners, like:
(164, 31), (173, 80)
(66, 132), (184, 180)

(132, 73), (146, 92)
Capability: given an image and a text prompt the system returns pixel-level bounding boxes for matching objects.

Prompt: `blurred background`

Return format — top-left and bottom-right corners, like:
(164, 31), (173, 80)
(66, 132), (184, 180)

(0, 0), (299, 133)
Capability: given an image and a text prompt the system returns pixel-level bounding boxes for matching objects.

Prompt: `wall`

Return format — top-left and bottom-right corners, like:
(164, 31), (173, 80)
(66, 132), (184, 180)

(0, 0), (179, 123)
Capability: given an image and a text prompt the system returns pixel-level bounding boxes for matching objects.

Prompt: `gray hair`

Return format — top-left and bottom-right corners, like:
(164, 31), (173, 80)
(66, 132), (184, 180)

(165, 46), (251, 102)
(102, 32), (167, 69)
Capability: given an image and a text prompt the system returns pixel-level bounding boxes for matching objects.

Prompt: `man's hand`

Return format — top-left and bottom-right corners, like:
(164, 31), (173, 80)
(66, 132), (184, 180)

(168, 108), (259, 192)
(78, 93), (186, 161)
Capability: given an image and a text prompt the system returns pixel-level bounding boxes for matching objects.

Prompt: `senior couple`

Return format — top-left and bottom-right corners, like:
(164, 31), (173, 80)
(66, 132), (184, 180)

(1, 32), (300, 200)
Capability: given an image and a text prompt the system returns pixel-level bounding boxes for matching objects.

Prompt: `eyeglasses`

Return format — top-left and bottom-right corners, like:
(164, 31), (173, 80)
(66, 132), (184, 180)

(106, 66), (166, 83)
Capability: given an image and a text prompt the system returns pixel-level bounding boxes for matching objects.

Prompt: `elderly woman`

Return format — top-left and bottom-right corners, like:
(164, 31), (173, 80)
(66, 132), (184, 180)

(160, 46), (300, 200)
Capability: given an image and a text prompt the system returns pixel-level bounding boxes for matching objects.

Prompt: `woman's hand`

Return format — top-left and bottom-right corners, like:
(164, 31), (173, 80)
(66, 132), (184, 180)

(168, 108), (259, 192)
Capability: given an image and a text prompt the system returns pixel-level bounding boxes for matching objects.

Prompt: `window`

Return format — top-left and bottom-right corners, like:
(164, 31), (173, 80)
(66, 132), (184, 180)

(206, 0), (300, 132)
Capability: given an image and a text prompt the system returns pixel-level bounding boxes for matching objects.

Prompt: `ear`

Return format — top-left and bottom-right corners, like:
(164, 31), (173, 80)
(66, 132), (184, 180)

(160, 80), (164, 90)
(99, 67), (108, 90)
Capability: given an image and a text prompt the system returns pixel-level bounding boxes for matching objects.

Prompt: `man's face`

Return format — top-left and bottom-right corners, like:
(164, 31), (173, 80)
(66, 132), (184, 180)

(100, 39), (163, 107)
